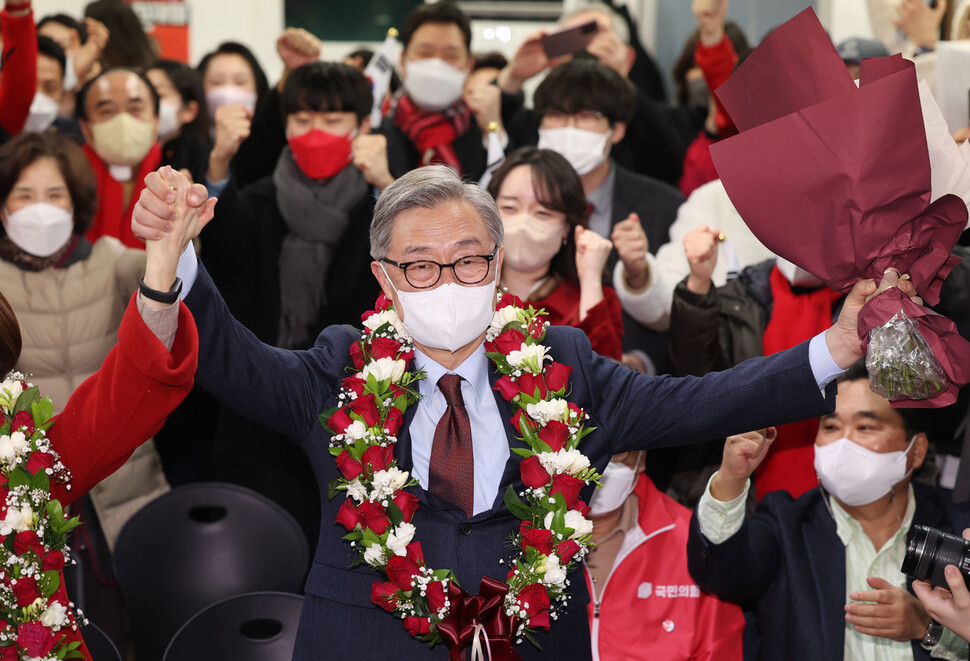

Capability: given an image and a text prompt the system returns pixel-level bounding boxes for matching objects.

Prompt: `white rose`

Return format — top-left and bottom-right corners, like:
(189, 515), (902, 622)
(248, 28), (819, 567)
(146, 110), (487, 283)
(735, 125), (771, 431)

(0, 436), (15, 463)
(526, 399), (568, 426)
(386, 522), (416, 556)
(563, 510), (593, 539)
(345, 478), (367, 503)
(374, 467), (408, 493)
(542, 553), (567, 587)
(9, 431), (26, 456)
(362, 357), (407, 384)
(363, 310), (410, 340)
(40, 601), (68, 627)
(363, 544), (387, 567)
(559, 449), (589, 475)
(506, 343), (549, 373)
(489, 305), (521, 334)
(344, 420), (368, 440)
(1, 379), (22, 404)
(4, 504), (33, 533)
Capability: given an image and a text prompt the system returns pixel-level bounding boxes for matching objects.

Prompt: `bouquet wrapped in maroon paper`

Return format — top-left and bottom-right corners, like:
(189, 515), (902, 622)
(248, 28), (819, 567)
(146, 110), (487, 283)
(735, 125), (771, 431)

(709, 8), (970, 407)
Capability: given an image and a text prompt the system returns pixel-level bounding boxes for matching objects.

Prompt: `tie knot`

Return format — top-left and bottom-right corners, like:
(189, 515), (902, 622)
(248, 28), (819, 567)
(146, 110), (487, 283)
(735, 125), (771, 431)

(438, 373), (465, 406)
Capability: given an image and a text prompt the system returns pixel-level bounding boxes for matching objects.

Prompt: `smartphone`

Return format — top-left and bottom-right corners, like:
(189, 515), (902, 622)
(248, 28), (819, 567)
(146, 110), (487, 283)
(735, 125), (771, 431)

(541, 20), (599, 59)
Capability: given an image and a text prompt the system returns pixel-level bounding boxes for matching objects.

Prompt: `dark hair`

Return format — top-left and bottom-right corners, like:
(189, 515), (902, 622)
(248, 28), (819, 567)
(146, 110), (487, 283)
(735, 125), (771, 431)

(0, 290), (21, 377)
(534, 59), (637, 125)
(37, 35), (67, 80)
(280, 62), (373, 123)
(0, 132), (99, 235)
(672, 21), (750, 107)
(75, 67), (161, 121)
(37, 13), (88, 45)
(84, 0), (157, 69)
(838, 360), (928, 438)
(196, 42), (269, 103)
(149, 59), (210, 141)
(400, 1), (472, 53)
(487, 146), (589, 285)
(472, 51), (507, 72)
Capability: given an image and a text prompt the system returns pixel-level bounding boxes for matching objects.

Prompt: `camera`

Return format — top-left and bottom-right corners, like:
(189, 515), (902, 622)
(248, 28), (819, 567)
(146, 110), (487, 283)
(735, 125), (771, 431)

(901, 525), (970, 589)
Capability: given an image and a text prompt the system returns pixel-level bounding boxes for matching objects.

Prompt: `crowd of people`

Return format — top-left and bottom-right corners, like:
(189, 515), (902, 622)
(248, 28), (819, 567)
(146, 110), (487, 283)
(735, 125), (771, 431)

(1, 0), (969, 658)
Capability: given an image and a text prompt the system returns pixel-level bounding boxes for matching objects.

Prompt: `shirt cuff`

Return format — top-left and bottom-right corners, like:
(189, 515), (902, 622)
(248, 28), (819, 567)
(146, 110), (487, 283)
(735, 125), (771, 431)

(808, 331), (845, 391)
(204, 176), (229, 198)
(928, 627), (969, 660)
(696, 471), (750, 545)
(611, 255), (671, 328)
(135, 294), (179, 351)
(176, 241), (198, 300)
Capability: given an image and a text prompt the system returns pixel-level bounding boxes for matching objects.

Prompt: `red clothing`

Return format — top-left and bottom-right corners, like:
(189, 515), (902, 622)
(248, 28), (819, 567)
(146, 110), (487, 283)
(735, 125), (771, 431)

(693, 35), (737, 136)
(585, 476), (745, 660)
(44, 295), (198, 659)
(528, 280), (624, 360)
(679, 130), (718, 198)
(0, 6), (37, 136)
(82, 143), (163, 249)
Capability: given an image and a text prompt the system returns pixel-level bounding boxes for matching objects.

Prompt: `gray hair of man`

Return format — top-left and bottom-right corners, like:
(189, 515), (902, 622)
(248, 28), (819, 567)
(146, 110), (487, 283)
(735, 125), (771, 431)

(369, 165), (505, 261)
(560, 2), (630, 45)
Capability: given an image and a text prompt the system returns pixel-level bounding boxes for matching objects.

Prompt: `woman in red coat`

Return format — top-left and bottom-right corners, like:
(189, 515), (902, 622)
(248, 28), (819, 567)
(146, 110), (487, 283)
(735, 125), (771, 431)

(487, 147), (624, 360)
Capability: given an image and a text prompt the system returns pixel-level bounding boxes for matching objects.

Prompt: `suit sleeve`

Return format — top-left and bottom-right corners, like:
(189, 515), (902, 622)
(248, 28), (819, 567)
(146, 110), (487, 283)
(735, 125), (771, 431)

(50, 294), (198, 504)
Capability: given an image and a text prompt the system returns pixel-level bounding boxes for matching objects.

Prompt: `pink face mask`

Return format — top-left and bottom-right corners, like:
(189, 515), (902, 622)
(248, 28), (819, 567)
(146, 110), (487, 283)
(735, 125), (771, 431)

(205, 85), (257, 122)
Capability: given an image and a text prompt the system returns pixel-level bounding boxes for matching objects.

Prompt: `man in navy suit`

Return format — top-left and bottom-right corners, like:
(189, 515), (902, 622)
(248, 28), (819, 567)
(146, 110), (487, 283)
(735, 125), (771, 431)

(133, 164), (896, 660)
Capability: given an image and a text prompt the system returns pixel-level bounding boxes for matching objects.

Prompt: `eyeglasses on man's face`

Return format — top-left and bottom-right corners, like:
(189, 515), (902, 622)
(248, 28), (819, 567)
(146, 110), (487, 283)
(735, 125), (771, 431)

(381, 247), (498, 289)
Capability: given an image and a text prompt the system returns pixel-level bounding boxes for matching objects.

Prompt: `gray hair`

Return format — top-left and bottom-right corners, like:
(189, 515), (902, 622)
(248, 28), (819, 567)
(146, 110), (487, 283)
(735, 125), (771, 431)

(560, 3), (630, 46)
(369, 165), (504, 260)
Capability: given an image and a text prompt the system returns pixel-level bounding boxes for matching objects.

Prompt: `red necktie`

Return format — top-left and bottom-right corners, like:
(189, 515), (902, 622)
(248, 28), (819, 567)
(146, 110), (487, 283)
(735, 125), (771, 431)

(429, 374), (475, 517)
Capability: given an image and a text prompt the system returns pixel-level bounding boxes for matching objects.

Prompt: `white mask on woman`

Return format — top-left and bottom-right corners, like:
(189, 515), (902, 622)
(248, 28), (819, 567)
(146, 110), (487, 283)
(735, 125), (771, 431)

(157, 101), (181, 141)
(404, 58), (467, 113)
(538, 126), (612, 176)
(501, 214), (566, 272)
(813, 435), (916, 506)
(2, 203), (74, 257)
(589, 452), (642, 516)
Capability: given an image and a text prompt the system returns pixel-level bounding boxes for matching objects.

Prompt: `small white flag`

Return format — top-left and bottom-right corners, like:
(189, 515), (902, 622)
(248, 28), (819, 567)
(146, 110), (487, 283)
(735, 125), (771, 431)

(365, 29), (400, 129)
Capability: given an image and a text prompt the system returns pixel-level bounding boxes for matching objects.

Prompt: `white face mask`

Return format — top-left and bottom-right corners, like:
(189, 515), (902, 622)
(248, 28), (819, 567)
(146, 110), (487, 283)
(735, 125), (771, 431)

(157, 101), (181, 141)
(776, 257), (823, 288)
(813, 435), (917, 506)
(381, 264), (496, 352)
(404, 58), (467, 113)
(589, 452), (642, 516)
(2, 203), (74, 257)
(205, 85), (257, 123)
(502, 214), (565, 273)
(538, 126), (612, 176)
(24, 92), (60, 133)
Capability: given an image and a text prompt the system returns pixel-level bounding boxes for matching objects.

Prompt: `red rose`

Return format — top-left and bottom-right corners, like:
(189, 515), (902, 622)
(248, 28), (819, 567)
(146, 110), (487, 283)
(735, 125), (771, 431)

(386, 553), (421, 591)
(527, 316), (546, 340)
(392, 491), (420, 523)
(550, 473), (584, 509)
(326, 407), (354, 435)
(543, 363), (572, 393)
(24, 452), (55, 475)
(398, 348), (414, 363)
(350, 342), (366, 370)
(403, 616), (431, 636)
(538, 421), (569, 452)
(342, 376), (366, 397)
(498, 292), (523, 309)
(572, 500), (591, 517)
(511, 408), (534, 435)
(357, 501), (390, 535)
(556, 539), (581, 564)
(426, 579), (460, 613)
(566, 402), (586, 424)
(361, 445), (393, 473)
(335, 451), (364, 480)
(11, 577), (40, 607)
(520, 522), (553, 556)
(384, 407), (404, 435)
(520, 455), (550, 489)
(371, 581), (399, 612)
(516, 583), (551, 630)
(17, 621), (55, 657)
(490, 329), (526, 356)
(361, 309), (376, 325)
(335, 499), (360, 531)
(516, 373), (547, 399)
(375, 293), (392, 311)
(13, 531), (44, 558)
(406, 541), (425, 566)
(11, 411), (34, 435)
(370, 337), (402, 360)
(41, 550), (65, 571)
(493, 376), (519, 402)
(349, 394), (381, 428)
(0, 644), (15, 661)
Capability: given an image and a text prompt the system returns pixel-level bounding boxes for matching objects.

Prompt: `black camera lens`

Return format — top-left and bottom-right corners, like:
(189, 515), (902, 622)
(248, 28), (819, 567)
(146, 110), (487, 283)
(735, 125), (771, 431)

(901, 525), (970, 589)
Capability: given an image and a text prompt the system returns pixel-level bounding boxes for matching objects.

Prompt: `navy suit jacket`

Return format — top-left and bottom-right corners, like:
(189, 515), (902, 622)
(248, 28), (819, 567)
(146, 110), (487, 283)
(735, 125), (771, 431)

(687, 482), (970, 661)
(185, 262), (835, 660)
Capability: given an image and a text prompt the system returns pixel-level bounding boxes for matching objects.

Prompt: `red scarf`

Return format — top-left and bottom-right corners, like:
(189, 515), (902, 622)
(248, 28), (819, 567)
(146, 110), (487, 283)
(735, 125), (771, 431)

(82, 142), (162, 250)
(393, 95), (471, 176)
(755, 266), (843, 500)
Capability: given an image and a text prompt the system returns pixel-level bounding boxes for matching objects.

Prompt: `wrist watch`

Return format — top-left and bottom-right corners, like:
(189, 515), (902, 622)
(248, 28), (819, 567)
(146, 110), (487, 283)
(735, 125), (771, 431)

(922, 619), (944, 648)
(139, 277), (183, 304)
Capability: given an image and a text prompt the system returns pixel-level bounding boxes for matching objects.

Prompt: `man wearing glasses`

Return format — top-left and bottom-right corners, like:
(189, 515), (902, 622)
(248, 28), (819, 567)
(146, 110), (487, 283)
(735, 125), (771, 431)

(133, 163), (891, 661)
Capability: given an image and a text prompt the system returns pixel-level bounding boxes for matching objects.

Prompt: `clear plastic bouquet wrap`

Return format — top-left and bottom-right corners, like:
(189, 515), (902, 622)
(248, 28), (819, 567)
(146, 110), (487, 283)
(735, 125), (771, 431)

(709, 9), (970, 407)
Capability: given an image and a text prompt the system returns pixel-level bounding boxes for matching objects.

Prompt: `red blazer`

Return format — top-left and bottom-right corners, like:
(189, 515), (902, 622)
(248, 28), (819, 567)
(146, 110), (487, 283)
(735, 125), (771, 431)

(43, 295), (198, 658)
(529, 281), (624, 361)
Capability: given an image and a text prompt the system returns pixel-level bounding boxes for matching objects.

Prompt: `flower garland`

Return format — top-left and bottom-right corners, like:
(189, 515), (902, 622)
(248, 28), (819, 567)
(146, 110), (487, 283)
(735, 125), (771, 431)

(322, 292), (599, 658)
(0, 374), (84, 660)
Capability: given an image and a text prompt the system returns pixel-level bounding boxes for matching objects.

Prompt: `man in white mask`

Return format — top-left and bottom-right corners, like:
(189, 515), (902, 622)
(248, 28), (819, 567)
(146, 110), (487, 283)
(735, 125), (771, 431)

(584, 450), (745, 659)
(381, 2), (513, 183)
(133, 162), (905, 660)
(25, 36), (67, 135)
(689, 362), (970, 660)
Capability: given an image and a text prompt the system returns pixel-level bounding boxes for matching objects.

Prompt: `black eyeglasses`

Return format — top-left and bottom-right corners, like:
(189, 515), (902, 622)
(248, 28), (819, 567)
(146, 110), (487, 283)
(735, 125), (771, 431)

(381, 247), (498, 289)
